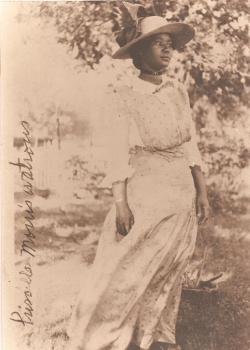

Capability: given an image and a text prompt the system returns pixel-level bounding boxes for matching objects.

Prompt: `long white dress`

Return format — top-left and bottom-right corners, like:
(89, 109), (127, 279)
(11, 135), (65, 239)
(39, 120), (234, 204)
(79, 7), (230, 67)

(65, 75), (206, 350)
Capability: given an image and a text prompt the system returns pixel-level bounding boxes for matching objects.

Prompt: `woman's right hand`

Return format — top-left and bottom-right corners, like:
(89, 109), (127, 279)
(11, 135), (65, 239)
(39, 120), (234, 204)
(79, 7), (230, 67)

(115, 201), (135, 236)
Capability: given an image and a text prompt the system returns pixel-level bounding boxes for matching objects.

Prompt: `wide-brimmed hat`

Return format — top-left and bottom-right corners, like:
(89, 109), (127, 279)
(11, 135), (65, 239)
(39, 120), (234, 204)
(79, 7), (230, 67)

(112, 15), (195, 60)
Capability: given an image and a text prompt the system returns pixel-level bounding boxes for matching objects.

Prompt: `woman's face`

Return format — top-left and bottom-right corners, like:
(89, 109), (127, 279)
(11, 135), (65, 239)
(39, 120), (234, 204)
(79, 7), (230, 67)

(139, 33), (174, 72)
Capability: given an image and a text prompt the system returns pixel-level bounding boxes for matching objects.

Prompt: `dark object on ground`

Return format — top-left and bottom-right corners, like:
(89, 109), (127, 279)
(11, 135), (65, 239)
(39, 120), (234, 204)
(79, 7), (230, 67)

(150, 341), (181, 349)
(184, 273), (224, 293)
(177, 283), (249, 350)
(197, 273), (223, 290)
(127, 343), (140, 350)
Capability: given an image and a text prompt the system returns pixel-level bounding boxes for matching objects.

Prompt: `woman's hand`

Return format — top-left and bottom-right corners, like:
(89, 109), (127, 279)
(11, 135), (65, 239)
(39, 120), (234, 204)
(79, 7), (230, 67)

(189, 165), (212, 225)
(115, 201), (135, 236)
(196, 193), (212, 225)
(112, 179), (134, 237)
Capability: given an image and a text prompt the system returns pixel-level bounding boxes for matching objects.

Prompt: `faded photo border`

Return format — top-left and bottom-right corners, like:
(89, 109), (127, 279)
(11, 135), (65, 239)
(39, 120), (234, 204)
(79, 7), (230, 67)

(2, 3), (17, 349)
(1, 1), (250, 350)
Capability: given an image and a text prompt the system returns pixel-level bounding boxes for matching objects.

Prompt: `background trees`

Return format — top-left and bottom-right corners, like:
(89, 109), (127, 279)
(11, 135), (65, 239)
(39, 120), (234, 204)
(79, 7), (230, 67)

(17, 1), (250, 212)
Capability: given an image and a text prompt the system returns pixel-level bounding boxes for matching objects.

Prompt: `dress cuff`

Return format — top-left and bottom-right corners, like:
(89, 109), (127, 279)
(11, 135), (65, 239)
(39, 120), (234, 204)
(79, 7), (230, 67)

(183, 141), (208, 174)
(185, 152), (208, 174)
(187, 159), (208, 174)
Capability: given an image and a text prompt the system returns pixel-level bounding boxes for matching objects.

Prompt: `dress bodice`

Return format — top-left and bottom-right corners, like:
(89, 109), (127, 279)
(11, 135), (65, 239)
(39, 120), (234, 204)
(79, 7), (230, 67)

(120, 77), (192, 152)
(97, 74), (206, 188)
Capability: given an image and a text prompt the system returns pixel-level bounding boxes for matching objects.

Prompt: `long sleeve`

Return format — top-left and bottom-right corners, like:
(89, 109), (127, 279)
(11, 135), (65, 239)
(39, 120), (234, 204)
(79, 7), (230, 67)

(97, 86), (135, 189)
(180, 84), (208, 174)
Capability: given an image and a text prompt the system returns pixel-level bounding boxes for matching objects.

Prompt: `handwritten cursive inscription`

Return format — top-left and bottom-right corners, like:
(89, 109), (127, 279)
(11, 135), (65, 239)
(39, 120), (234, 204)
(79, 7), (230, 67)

(9, 262), (33, 326)
(9, 121), (35, 326)
(9, 121), (34, 196)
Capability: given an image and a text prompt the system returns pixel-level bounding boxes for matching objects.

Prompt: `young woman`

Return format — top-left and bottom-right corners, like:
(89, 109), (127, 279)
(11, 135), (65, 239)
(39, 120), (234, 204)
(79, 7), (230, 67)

(66, 9), (211, 350)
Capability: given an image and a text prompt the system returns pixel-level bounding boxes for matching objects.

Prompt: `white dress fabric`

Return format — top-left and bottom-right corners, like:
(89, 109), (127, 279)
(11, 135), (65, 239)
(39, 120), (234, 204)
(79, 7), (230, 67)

(66, 75), (206, 350)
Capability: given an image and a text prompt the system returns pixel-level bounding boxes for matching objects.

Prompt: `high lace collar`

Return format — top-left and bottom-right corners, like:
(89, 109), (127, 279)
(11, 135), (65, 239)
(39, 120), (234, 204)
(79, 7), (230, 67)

(132, 73), (177, 94)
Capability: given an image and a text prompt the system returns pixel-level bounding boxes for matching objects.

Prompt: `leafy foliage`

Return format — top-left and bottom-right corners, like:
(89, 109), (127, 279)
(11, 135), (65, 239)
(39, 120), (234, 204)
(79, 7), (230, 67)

(39, 2), (114, 68)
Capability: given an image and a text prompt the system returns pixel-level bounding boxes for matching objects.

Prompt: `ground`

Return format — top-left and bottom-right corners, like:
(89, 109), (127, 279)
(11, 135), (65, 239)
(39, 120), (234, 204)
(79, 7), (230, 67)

(13, 190), (250, 350)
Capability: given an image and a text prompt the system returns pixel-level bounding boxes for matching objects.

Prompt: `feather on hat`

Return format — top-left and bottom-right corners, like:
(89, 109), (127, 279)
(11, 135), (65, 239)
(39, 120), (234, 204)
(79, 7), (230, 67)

(112, 1), (195, 59)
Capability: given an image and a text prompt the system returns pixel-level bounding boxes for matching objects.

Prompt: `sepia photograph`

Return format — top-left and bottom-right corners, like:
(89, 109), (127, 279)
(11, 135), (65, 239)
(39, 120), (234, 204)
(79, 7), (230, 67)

(1, 1), (250, 350)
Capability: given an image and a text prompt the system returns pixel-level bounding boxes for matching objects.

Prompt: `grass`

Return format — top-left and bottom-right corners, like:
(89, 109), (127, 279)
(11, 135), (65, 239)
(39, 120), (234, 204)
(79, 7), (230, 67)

(14, 191), (250, 350)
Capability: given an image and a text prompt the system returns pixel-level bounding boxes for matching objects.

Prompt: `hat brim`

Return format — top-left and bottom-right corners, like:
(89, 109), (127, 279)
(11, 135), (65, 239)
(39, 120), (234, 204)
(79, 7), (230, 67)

(112, 22), (194, 59)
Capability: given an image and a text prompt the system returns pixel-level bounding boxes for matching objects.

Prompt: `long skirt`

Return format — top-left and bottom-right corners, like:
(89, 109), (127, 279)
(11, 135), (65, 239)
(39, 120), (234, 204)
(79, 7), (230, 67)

(66, 147), (198, 350)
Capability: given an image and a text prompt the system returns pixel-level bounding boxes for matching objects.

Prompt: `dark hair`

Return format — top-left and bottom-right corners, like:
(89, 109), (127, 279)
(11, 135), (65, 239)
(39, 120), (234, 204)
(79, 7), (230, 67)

(129, 39), (150, 71)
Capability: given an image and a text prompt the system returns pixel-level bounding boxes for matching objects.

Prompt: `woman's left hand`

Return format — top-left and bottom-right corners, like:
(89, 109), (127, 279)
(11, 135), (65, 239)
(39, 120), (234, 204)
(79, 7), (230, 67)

(196, 194), (212, 225)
